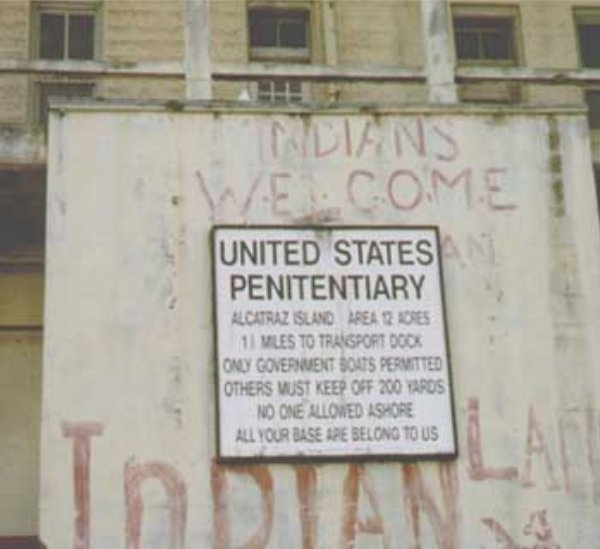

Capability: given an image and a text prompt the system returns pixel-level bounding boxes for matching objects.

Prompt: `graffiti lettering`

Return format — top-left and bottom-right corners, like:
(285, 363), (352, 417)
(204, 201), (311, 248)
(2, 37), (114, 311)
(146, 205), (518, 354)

(124, 459), (187, 549)
(62, 421), (105, 549)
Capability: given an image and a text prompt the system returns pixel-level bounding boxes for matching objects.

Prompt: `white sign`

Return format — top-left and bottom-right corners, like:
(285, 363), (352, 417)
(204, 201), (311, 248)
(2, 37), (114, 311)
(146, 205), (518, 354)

(212, 226), (456, 461)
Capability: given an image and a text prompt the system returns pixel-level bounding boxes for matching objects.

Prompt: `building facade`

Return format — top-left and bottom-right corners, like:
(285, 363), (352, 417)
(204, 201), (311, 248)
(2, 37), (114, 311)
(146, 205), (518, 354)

(1, 1), (600, 547)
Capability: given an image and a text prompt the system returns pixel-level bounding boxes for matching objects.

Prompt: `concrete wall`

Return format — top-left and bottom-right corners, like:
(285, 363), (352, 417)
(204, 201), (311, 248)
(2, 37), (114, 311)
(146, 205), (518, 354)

(98, 0), (185, 101)
(0, 1), (29, 126)
(41, 104), (600, 547)
(0, 271), (43, 536)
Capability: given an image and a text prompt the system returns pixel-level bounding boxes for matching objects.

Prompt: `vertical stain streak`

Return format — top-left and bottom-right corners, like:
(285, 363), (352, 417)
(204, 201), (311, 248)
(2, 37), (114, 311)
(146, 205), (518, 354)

(586, 410), (600, 503)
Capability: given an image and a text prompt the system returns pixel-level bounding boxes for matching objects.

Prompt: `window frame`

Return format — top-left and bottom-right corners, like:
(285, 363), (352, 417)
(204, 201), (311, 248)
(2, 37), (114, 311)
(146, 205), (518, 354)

(32, 2), (101, 61)
(252, 79), (309, 103)
(574, 9), (600, 69)
(247, 5), (312, 62)
(247, 4), (313, 103)
(574, 9), (600, 131)
(451, 5), (521, 67)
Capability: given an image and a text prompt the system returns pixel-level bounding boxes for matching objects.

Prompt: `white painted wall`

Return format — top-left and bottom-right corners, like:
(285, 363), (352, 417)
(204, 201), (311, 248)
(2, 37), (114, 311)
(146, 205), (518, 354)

(42, 105), (600, 548)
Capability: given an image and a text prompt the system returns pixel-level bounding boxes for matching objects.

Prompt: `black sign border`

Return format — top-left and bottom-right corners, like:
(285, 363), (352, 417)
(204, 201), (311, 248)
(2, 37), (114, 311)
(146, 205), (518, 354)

(211, 225), (458, 464)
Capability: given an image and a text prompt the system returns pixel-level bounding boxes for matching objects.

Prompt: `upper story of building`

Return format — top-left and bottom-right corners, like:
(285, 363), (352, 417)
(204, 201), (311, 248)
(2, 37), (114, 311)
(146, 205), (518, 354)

(0, 1), (600, 131)
(1, 0), (600, 264)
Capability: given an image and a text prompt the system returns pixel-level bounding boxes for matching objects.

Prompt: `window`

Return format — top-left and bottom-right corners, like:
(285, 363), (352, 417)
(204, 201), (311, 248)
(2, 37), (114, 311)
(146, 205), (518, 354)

(35, 4), (97, 60)
(576, 11), (600, 68)
(257, 80), (304, 103)
(452, 8), (520, 103)
(577, 23), (600, 67)
(453, 12), (517, 63)
(576, 11), (600, 129)
(248, 7), (310, 61)
(248, 6), (311, 102)
(36, 81), (95, 124)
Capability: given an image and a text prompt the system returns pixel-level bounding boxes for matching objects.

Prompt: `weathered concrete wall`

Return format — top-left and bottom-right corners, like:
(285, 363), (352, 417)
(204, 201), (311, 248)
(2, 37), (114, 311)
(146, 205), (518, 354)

(0, 271), (43, 535)
(41, 104), (600, 548)
(337, 1), (423, 68)
(103, 0), (184, 63)
(0, 333), (42, 536)
(336, 1), (426, 104)
(0, 1), (29, 126)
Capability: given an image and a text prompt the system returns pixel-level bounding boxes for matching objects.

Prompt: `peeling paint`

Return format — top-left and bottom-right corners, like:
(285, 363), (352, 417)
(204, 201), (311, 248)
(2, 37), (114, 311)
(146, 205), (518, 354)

(40, 108), (600, 548)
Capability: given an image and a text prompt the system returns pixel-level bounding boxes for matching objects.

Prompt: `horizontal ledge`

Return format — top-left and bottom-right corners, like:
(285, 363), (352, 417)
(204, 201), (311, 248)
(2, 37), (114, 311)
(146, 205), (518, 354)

(456, 66), (600, 85)
(2, 60), (600, 86)
(0, 59), (184, 78)
(212, 63), (426, 82)
(47, 99), (586, 116)
(0, 325), (43, 333)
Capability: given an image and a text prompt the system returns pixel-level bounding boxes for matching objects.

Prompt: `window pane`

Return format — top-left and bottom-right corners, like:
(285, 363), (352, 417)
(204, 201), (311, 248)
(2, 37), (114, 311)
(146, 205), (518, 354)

(40, 13), (65, 59)
(578, 25), (600, 68)
(482, 30), (512, 60)
(279, 16), (307, 48)
(454, 16), (514, 62)
(288, 81), (303, 101)
(249, 11), (277, 47)
(257, 80), (273, 101)
(455, 30), (480, 59)
(68, 14), (95, 60)
(250, 9), (308, 48)
(256, 80), (303, 103)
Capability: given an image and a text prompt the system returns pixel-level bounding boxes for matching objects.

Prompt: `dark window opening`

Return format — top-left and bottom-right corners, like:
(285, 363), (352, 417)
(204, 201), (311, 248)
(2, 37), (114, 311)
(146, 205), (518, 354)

(454, 16), (516, 62)
(0, 169), (46, 261)
(585, 90), (600, 129)
(68, 14), (95, 60)
(249, 8), (309, 50)
(39, 13), (65, 59)
(577, 23), (600, 68)
(39, 11), (95, 60)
